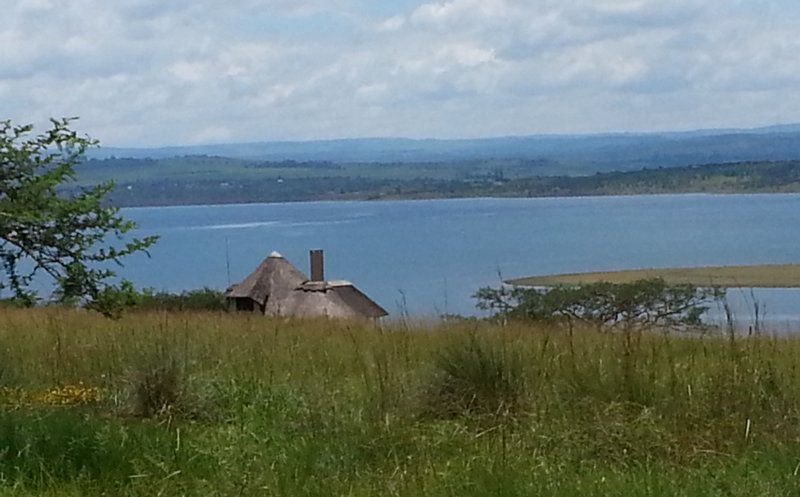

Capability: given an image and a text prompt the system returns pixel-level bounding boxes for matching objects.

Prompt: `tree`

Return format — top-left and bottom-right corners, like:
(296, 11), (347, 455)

(475, 279), (716, 332)
(0, 118), (157, 314)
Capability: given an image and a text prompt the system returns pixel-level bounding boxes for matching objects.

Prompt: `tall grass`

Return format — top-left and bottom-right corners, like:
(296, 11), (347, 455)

(424, 332), (524, 417)
(2, 308), (800, 495)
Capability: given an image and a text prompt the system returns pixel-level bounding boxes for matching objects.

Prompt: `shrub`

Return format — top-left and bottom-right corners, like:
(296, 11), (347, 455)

(132, 360), (182, 418)
(475, 278), (716, 331)
(136, 287), (226, 312)
(425, 335), (524, 418)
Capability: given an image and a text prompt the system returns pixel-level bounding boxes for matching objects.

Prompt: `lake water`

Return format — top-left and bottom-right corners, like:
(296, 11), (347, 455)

(121, 194), (800, 329)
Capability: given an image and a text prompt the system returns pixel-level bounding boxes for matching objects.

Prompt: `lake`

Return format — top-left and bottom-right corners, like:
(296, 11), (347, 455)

(122, 194), (800, 329)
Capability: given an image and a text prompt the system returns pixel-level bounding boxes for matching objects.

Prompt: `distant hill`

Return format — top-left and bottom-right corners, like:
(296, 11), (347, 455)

(76, 124), (800, 206)
(88, 125), (800, 173)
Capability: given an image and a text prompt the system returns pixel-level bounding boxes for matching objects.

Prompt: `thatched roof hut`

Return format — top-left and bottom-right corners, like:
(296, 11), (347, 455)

(225, 250), (387, 319)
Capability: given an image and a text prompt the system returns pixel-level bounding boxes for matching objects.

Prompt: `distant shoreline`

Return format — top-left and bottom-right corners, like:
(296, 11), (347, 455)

(114, 189), (800, 209)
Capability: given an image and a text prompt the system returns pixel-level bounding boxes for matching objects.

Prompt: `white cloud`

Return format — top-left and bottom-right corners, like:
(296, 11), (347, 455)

(375, 15), (405, 32)
(410, 0), (508, 28)
(1, 0), (800, 145)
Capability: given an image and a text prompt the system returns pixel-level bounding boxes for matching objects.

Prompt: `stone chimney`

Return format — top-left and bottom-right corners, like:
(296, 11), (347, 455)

(310, 249), (324, 282)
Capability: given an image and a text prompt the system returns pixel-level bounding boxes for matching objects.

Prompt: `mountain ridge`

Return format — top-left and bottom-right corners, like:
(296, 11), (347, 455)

(89, 123), (800, 165)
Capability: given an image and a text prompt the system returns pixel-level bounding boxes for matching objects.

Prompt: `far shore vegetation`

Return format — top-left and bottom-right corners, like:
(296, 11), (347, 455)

(72, 157), (800, 207)
(507, 263), (800, 288)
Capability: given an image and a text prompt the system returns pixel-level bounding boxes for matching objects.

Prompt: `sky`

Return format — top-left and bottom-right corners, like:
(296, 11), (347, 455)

(2, 0), (800, 146)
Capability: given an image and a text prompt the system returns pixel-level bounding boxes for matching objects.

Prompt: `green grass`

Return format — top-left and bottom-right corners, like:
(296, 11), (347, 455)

(507, 263), (800, 287)
(3, 308), (800, 495)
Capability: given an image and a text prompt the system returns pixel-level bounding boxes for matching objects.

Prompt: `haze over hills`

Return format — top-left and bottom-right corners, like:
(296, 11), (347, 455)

(89, 124), (800, 172)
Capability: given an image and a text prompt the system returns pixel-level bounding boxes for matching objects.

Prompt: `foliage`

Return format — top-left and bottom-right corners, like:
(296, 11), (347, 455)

(0, 118), (157, 314)
(136, 287), (226, 312)
(132, 360), (183, 418)
(475, 278), (716, 331)
(66, 286), (226, 314)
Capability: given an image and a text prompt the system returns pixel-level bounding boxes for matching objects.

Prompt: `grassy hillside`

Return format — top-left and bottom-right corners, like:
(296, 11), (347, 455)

(2, 308), (800, 495)
(507, 264), (800, 288)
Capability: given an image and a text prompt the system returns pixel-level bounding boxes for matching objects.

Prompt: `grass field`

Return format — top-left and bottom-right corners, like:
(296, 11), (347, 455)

(506, 263), (800, 288)
(2, 308), (800, 495)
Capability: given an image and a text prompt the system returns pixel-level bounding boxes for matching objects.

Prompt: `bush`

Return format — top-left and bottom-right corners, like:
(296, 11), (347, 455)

(132, 360), (183, 418)
(475, 278), (716, 331)
(4, 286), (226, 315)
(0, 296), (35, 308)
(135, 287), (226, 312)
(425, 335), (524, 418)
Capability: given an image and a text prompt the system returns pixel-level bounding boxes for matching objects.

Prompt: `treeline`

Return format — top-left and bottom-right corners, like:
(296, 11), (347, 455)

(523, 161), (800, 195)
(71, 159), (800, 207)
(95, 177), (467, 206)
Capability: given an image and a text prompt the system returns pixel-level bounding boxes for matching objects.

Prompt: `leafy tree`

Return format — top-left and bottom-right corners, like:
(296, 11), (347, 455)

(0, 118), (157, 314)
(475, 279), (716, 331)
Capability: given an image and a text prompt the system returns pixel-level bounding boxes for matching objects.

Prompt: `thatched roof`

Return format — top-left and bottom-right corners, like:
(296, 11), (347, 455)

(281, 280), (388, 319)
(225, 251), (388, 319)
(225, 251), (306, 306)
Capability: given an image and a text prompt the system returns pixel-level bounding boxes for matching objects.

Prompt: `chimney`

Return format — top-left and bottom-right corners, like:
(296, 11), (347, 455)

(310, 249), (324, 282)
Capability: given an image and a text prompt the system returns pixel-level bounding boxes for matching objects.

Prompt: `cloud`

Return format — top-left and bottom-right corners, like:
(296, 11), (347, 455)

(2, 0), (800, 145)
(375, 15), (405, 32)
